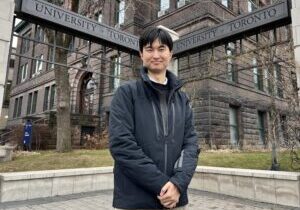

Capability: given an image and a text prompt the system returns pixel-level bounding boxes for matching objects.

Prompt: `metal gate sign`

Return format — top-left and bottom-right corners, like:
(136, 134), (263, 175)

(14, 0), (140, 54)
(14, 0), (291, 56)
(173, 0), (291, 55)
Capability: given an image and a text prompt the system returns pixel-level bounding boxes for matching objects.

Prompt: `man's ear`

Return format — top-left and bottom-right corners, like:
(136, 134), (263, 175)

(139, 51), (143, 59)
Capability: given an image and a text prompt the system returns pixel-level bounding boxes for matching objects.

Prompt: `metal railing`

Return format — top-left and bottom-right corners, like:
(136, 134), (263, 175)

(0, 116), (49, 145)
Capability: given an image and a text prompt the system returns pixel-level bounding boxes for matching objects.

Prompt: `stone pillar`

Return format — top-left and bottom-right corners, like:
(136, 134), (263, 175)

(0, 0), (14, 116)
(291, 0), (300, 98)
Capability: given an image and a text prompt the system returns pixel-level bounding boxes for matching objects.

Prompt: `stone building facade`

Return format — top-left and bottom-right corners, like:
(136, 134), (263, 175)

(7, 0), (296, 149)
(0, 0), (15, 132)
(0, 47), (15, 132)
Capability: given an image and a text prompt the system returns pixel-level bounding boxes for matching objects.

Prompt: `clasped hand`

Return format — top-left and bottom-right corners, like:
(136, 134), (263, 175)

(157, 181), (180, 209)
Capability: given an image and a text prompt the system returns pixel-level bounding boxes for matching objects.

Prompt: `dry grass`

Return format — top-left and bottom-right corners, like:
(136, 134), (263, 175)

(199, 149), (300, 171)
(0, 149), (299, 173)
(0, 149), (113, 173)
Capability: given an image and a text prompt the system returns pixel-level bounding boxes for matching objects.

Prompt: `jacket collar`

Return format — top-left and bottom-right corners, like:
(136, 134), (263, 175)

(140, 67), (183, 91)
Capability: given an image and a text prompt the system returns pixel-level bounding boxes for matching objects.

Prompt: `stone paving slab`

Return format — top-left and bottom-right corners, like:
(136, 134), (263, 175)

(0, 190), (298, 210)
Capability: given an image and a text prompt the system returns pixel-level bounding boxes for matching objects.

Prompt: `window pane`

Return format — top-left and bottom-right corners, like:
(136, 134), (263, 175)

(50, 85), (56, 109)
(253, 58), (259, 89)
(229, 107), (238, 145)
(21, 65), (25, 81)
(257, 111), (265, 144)
(48, 47), (54, 70)
(227, 49), (233, 81)
(39, 55), (44, 71)
(27, 93), (32, 115)
(3, 81), (11, 107)
(230, 126), (238, 145)
(13, 98), (18, 118)
(21, 63), (28, 81)
(32, 91), (38, 114)
(86, 80), (95, 90)
(35, 25), (44, 42)
(44, 87), (50, 111)
(114, 56), (121, 89)
(226, 43), (236, 82)
(110, 55), (121, 91)
(274, 64), (283, 97)
(82, 77), (94, 115)
(160, 0), (170, 11)
(89, 94), (93, 114)
(9, 59), (15, 68)
(21, 31), (31, 54)
(17, 97), (23, 117)
(96, 11), (102, 23)
(248, 0), (257, 12)
(119, 0), (125, 24)
(222, 0), (228, 7)
(264, 69), (269, 93)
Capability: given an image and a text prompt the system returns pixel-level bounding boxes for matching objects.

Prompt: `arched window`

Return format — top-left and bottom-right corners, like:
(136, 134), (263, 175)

(80, 73), (95, 114)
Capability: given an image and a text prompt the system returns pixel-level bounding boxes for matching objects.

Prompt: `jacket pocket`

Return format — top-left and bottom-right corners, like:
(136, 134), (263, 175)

(174, 150), (184, 170)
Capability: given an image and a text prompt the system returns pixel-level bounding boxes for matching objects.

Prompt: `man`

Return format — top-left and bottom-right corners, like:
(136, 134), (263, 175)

(109, 27), (199, 209)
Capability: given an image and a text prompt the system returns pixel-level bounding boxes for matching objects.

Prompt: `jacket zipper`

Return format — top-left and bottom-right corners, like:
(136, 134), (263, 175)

(152, 97), (169, 174)
(162, 97), (169, 174)
(151, 101), (160, 138)
(152, 93), (178, 175)
(172, 102), (175, 142)
(164, 143), (167, 174)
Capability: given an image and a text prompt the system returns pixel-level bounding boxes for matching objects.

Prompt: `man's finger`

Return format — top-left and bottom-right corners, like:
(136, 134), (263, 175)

(160, 182), (171, 196)
(158, 194), (171, 202)
(164, 201), (177, 209)
(162, 201), (174, 207)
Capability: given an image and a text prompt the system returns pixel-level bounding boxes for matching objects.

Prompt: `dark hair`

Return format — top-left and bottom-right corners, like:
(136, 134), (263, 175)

(139, 27), (173, 52)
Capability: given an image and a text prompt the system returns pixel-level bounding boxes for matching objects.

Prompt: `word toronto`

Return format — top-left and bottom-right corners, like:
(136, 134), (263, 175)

(174, 3), (285, 53)
(32, 0), (139, 50)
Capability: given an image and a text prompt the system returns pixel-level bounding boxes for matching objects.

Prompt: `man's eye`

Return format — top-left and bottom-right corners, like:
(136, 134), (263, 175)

(159, 48), (165, 51)
(146, 48), (153, 52)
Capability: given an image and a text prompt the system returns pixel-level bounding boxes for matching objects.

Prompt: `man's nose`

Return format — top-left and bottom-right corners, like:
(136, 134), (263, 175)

(152, 50), (160, 58)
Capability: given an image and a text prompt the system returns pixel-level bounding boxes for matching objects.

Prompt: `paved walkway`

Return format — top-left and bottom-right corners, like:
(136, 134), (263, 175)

(0, 190), (298, 210)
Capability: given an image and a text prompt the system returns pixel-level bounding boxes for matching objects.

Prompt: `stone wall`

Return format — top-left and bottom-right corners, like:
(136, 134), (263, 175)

(1, 166), (299, 207)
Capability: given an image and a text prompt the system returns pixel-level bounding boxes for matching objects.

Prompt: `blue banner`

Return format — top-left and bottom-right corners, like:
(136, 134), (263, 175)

(23, 121), (32, 146)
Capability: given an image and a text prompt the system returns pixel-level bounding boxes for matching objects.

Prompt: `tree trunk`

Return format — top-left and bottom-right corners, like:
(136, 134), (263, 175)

(54, 37), (72, 152)
(45, 0), (78, 152)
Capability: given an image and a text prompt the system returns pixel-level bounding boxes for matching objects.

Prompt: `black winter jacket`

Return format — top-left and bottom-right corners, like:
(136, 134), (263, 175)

(109, 67), (199, 209)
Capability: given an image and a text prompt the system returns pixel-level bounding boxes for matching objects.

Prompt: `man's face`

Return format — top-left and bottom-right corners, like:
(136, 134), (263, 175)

(140, 39), (172, 74)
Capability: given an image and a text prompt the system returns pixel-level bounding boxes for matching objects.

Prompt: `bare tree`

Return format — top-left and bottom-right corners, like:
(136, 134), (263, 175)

(183, 25), (299, 170)
(45, 0), (79, 152)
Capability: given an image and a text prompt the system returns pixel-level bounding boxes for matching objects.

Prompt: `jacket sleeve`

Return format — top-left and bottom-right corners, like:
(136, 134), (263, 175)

(170, 95), (200, 193)
(109, 85), (169, 195)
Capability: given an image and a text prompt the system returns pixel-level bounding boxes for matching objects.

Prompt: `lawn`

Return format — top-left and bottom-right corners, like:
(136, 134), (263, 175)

(0, 149), (299, 173)
(0, 149), (113, 173)
(200, 150), (300, 171)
